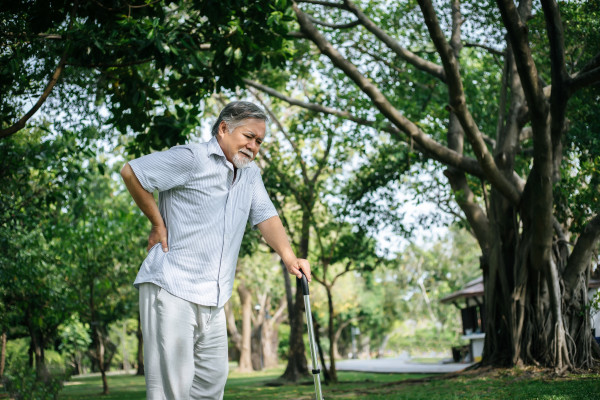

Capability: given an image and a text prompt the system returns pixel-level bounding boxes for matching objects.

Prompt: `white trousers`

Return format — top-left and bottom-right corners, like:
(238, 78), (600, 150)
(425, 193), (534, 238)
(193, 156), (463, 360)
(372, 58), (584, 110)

(139, 283), (229, 400)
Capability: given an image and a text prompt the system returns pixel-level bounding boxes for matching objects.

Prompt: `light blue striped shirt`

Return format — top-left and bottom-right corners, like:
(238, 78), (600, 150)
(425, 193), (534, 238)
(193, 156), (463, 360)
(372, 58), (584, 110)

(129, 136), (278, 307)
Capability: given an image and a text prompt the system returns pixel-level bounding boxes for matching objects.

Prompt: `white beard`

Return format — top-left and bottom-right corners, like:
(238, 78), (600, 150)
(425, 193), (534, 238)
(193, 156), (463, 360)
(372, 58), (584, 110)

(232, 150), (253, 169)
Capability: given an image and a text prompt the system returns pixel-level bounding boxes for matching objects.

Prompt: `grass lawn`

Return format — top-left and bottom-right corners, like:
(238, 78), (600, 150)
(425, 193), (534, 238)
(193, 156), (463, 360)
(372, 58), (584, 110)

(31, 365), (600, 400)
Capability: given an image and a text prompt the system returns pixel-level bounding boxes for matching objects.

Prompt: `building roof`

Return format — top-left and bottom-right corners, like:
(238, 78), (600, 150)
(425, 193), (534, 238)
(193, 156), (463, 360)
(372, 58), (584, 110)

(440, 277), (600, 304)
(440, 277), (483, 304)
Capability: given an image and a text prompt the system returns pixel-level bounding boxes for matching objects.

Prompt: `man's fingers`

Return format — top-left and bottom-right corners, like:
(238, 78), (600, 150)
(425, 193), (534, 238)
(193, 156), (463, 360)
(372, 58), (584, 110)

(286, 259), (311, 281)
(288, 265), (301, 279)
(299, 264), (311, 282)
(147, 233), (168, 253)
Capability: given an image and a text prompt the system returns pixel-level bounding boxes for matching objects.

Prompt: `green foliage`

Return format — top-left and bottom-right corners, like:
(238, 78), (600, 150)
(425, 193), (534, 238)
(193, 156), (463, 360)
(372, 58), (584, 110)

(385, 321), (462, 355)
(58, 314), (92, 373)
(108, 319), (139, 370)
(0, 125), (146, 377)
(589, 290), (600, 317)
(2, 358), (69, 400)
(346, 227), (480, 355)
(59, 315), (92, 356)
(1, 0), (296, 154)
(0, 127), (92, 363)
(277, 323), (290, 361)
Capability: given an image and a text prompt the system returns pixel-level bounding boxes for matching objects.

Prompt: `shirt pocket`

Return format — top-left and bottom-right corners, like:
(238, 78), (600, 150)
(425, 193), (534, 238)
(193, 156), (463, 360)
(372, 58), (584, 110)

(233, 183), (253, 222)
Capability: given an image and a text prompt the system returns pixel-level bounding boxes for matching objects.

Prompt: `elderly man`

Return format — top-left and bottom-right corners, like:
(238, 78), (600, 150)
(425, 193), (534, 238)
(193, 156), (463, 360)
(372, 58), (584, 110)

(121, 101), (311, 400)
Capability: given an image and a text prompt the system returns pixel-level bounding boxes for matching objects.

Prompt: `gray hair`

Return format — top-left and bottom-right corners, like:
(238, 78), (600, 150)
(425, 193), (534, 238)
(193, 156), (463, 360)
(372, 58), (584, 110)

(211, 101), (269, 136)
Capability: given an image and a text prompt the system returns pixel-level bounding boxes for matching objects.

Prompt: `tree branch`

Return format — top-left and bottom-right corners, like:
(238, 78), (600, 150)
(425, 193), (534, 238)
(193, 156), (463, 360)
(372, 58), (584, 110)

(244, 79), (373, 126)
(569, 66), (600, 94)
(343, 0), (446, 82)
(224, 302), (242, 348)
(444, 169), (492, 252)
(307, 14), (360, 29)
(355, 45), (433, 90)
(288, 31), (307, 39)
(258, 148), (313, 213)
(574, 51), (600, 76)
(540, 0), (569, 182)
(311, 131), (333, 186)
(0, 54), (66, 139)
(1, 1), (81, 139)
(495, 0), (547, 120)
(563, 214), (600, 293)
(291, 3), (487, 179)
(271, 298), (288, 324)
(332, 261), (354, 286)
(249, 88), (311, 183)
(247, 78), (482, 177)
(418, 0), (521, 204)
(65, 57), (155, 69)
(464, 42), (504, 57)
(566, 46), (600, 95)
(297, 0), (348, 9)
(450, 0), (463, 56)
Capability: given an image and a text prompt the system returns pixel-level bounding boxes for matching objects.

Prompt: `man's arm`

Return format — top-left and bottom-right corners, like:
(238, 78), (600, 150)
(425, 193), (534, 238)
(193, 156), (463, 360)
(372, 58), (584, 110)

(120, 163), (169, 252)
(257, 216), (311, 282)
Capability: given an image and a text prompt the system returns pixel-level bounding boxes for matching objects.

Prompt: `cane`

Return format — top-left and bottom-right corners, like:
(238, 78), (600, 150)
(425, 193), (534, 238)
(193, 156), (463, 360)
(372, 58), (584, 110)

(300, 271), (324, 400)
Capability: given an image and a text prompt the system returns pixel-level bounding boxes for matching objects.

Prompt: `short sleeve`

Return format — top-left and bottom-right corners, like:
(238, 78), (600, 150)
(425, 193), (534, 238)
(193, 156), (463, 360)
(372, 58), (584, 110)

(249, 172), (278, 228)
(128, 145), (195, 193)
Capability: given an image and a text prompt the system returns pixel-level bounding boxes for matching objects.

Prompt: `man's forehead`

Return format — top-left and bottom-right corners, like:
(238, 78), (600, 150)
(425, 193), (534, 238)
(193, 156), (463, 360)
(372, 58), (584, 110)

(238, 119), (266, 138)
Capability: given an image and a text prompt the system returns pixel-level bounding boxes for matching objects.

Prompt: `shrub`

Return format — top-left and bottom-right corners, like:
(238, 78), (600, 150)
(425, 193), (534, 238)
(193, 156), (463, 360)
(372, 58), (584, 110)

(2, 360), (70, 400)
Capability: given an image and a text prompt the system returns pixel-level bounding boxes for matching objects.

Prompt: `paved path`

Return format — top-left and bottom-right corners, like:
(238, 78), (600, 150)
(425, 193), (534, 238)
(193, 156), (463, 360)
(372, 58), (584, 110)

(335, 357), (473, 374)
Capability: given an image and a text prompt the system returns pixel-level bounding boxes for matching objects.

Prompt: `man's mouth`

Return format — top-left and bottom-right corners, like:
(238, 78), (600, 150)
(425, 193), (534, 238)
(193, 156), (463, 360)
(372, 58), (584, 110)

(239, 149), (253, 159)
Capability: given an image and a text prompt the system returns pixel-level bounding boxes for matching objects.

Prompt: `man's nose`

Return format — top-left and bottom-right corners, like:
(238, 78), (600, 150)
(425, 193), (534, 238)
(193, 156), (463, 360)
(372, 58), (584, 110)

(247, 140), (259, 152)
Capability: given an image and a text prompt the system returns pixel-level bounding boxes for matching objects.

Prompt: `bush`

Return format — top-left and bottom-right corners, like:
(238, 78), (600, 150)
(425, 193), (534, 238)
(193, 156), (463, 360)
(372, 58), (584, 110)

(278, 324), (290, 360)
(2, 360), (70, 400)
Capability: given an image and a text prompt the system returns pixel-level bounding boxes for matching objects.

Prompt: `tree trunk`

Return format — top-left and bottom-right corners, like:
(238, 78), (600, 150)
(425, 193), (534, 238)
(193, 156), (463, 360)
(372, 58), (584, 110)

(0, 332), (6, 379)
(237, 283), (253, 372)
(334, 319), (353, 360)
(312, 313), (331, 383)
(136, 313), (144, 376)
(121, 322), (130, 372)
(251, 293), (267, 371)
(281, 280), (309, 381)
(261, 321), (280, 369)
(281, 211), (310, 381)
(95, 328), (110, 395)
(27, 320), (49, 381)
(89, 282), (109, 394)
(377, 333), (391, 358)
(225, 301), (242, 363)
(259, 295), (285, 369)
(251, 322), (264, 371)
(324, 284), (338, 383)
(482, 183), (596, 371)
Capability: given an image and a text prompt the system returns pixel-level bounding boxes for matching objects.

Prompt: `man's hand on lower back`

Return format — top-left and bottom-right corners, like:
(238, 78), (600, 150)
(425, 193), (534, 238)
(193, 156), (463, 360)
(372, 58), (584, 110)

(148, 224), (169, 252)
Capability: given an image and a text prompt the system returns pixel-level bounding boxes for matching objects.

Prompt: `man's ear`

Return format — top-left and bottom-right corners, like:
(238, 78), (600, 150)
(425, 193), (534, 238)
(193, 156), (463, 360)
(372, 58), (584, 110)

(218, 121), (228, 137)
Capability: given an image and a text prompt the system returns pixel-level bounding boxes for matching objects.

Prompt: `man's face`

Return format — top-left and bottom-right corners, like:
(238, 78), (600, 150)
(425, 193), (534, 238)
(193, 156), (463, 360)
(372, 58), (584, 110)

(217, 118), (266, 169)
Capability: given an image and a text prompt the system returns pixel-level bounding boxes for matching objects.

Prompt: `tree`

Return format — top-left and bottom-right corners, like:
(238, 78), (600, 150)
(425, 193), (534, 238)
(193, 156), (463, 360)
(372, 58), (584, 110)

(245, 0), (600, 371)
(224, 222), (288, 372)
(0, 126), (92, 380)
(1, 0), (294, 154)
(62, 159), (146, 394)
(248, 91), (389, 382)
(254, 104), (343, 381)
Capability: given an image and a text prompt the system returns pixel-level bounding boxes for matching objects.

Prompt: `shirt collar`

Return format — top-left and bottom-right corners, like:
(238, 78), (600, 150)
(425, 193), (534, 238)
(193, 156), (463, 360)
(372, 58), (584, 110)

(208, 135), (240, 174)
(207, 135), (225, 159)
